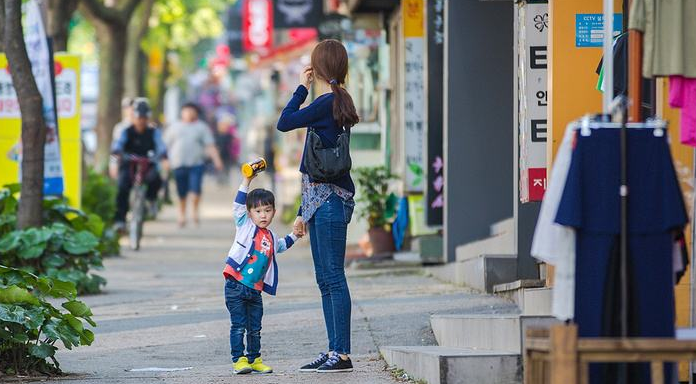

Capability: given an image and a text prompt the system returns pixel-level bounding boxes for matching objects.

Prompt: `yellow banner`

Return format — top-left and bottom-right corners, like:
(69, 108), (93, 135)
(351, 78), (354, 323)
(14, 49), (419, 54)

(0, 53), (82, 207)
(403, 0), (424, 38)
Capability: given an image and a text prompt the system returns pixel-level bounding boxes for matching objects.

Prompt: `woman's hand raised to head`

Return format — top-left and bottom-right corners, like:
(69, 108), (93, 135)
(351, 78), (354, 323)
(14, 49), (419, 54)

(300, 66), (313, 90)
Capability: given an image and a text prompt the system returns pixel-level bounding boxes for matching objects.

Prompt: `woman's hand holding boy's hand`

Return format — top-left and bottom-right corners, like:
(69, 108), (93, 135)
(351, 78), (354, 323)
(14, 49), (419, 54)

(300, 66), (313, 89)
(293, 216), (306, 238)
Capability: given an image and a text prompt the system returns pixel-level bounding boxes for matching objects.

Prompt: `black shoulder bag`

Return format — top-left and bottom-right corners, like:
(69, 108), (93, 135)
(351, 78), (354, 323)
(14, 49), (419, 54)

(303, 127), (352, 182)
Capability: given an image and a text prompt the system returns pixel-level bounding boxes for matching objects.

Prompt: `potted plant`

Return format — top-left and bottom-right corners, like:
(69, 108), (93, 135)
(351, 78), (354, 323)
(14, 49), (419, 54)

(354, 166), (397, 256)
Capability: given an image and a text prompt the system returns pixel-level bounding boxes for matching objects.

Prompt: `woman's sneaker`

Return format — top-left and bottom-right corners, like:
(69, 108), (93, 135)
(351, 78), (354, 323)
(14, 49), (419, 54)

(299, 353), (329, 372)
(316, 353), (353, 373)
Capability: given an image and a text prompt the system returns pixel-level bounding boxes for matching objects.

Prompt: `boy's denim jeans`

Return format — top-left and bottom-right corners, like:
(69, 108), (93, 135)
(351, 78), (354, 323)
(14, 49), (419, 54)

(308, 193), (354, 355)
(224, 278), (263, 362)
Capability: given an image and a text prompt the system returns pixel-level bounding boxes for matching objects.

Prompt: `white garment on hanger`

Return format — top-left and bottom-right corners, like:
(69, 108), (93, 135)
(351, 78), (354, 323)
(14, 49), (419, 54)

(531, 124), (576, 321)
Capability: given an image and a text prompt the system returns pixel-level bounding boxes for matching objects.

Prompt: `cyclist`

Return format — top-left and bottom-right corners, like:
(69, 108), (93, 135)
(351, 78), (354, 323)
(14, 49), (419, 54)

(111, 98), (167, 232)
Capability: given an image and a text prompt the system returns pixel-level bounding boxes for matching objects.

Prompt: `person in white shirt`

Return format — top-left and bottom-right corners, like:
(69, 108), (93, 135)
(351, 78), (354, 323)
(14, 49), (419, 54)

(163, 102), (223, 227)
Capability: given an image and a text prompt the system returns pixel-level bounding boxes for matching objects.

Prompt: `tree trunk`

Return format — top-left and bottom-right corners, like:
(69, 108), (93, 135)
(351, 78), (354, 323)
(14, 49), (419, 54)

(124, 0), (153, 98)
(47, 0), (78, 52)
(93, 22), (127, 172)
(3, 0), (46, 229)
(0, 1), (4, 53)
(78, 0), (142, 172)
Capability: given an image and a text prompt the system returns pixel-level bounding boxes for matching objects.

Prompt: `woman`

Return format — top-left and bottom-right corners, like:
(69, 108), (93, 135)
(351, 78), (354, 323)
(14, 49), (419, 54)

(277, 39), (359, 373)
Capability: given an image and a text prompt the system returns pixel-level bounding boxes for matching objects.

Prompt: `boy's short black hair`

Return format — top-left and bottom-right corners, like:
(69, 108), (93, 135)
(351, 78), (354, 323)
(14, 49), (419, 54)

(247, 189), (275, 210)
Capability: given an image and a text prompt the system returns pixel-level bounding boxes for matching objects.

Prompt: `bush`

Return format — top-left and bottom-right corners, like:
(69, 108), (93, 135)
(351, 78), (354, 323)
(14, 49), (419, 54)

(81, 171), (119, 256)
(0, 185), (106, 294)
(0, 265), (95, 375)
(354, 166), (398, 228)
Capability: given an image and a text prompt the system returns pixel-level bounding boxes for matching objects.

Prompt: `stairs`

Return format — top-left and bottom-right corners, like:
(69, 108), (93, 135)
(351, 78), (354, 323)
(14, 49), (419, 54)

(382, 218), (562, 383)
(428, 218), (516, 292)
(382, 346), (520, 384)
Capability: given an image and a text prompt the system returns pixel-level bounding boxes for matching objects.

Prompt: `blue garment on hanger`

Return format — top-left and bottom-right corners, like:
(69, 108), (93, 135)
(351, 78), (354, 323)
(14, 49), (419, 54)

(392, 197), (409, 251)
(555, 128), (687, 384)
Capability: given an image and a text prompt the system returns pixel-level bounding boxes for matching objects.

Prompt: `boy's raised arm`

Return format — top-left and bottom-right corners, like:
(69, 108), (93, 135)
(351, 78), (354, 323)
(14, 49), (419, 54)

(233, 178), (252, 226)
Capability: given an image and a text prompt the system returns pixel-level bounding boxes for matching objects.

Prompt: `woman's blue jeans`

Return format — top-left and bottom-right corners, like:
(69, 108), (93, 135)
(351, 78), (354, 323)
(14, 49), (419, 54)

(308, 193), (354, 355)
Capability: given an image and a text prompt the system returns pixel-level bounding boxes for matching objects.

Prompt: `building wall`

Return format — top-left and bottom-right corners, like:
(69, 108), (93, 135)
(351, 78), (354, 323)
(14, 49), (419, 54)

(443, 0), (514, 261)
(547, 0), (622, 161)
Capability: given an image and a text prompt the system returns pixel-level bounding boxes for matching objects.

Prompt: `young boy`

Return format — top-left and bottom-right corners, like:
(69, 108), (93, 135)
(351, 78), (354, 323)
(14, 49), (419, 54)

(223, 173), (302, 374)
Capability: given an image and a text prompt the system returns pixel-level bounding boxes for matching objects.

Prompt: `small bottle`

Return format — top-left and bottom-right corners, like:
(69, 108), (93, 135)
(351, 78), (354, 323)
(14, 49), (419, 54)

(241, 158), (267, 178)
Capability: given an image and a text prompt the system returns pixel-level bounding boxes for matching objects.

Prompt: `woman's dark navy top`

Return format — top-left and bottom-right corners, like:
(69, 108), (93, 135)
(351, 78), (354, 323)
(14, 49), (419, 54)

(276, 85), (355, 194)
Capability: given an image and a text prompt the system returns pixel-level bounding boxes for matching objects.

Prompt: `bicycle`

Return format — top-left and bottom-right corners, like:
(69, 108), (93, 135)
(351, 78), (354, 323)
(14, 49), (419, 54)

(124, 154), (156, 251)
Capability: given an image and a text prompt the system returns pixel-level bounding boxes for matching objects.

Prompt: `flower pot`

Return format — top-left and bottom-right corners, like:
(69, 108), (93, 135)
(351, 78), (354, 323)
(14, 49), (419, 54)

(367, 226), (395, 257)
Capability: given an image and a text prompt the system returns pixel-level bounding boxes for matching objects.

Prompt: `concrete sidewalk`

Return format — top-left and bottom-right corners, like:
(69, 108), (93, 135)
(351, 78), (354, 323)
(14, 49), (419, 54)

(35, 181), (515, 384)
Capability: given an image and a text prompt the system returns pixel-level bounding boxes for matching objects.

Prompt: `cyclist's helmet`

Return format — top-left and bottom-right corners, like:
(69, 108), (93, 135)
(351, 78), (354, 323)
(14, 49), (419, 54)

(133, 98), (151, 118)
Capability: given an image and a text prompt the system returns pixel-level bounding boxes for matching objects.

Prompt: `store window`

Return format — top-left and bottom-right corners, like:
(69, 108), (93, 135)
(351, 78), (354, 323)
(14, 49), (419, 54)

(344, 29), (383, 124)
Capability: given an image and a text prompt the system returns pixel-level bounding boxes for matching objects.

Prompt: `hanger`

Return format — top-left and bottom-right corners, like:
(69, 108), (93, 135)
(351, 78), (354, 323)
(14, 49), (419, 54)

(574, 115), (666, 137)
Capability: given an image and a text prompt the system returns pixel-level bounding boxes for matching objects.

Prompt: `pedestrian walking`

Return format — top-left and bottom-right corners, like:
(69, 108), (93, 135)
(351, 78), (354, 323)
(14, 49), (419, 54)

(163, 102), (224, 227)
(277, 39), (359, 373)
(223, 171), (302, 374)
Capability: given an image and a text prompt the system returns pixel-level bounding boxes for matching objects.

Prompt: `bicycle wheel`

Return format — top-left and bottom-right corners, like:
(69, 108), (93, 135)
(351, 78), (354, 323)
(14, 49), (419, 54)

(129, 188), (146, 251)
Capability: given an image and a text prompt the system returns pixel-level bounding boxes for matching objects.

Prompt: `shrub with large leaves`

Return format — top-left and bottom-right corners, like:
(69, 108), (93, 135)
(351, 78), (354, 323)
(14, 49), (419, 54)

(0, 185), (106, 294)
(81, 171), (120, 256)
(0, 265), (95, 375)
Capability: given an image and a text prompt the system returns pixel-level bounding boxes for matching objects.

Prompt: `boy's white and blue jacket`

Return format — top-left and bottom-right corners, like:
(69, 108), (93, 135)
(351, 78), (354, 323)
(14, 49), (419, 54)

(224, 184), (297, 295)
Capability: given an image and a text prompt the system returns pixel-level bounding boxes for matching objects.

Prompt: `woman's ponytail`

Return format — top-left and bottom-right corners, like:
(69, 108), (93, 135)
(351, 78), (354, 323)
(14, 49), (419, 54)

(331, 82), (359, 129)
(311, 40), (360, 129)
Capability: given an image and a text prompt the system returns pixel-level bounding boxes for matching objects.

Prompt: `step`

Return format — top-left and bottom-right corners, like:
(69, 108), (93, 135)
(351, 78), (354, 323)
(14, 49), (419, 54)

(430, 314), (560, 356)
(493, 279), (546, 309)
(522, 287), (553, 316)
(426, 263), (457, 285)
(454, 254), (517, 292)
(411, 234), (444, 264)
(381, 346), (521, 384)
(430, 314), (521, 352)
(456, 233), (514, 262)
(490, 217), (514, 237)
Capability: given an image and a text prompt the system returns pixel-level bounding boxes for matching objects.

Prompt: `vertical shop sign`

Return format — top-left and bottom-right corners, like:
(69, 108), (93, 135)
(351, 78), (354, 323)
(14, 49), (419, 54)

(274, 0), (323, 29)
(0, 53), (82, 207)
(425, 0), (444, 225)
(242, 0), (273, 52)
(25, 0), (63, 195)
(519, 1), (548, 202)
(225, 2), (244, 56)
(403, 0), (425, 193)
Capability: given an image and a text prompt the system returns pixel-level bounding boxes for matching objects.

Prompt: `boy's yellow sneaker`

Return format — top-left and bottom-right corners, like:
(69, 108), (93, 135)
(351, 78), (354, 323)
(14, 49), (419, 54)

(250, 357), (273, 374)
(233, 357), (253, 374)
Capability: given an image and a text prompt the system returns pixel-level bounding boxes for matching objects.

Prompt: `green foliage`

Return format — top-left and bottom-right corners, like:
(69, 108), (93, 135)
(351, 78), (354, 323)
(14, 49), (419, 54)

(354, 166), (398, 228)
(81, 171), (120, 256)
(0, 186), (107, 295)
(281, 193), (302, 226)
(0, 265), (95, 375)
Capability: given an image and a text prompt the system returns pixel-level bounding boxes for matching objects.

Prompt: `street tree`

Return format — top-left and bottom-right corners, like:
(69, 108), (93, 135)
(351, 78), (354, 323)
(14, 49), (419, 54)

(47, 0), (79, 51)
(78, 0), (142, 172)
(143, 0), (225, 118)
(1, 0), (47, 228)
(124, 0), (154, 98)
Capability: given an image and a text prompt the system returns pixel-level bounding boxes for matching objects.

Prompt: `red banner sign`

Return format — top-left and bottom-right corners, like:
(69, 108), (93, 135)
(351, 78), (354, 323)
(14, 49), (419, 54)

(243, 0), (273, 52)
